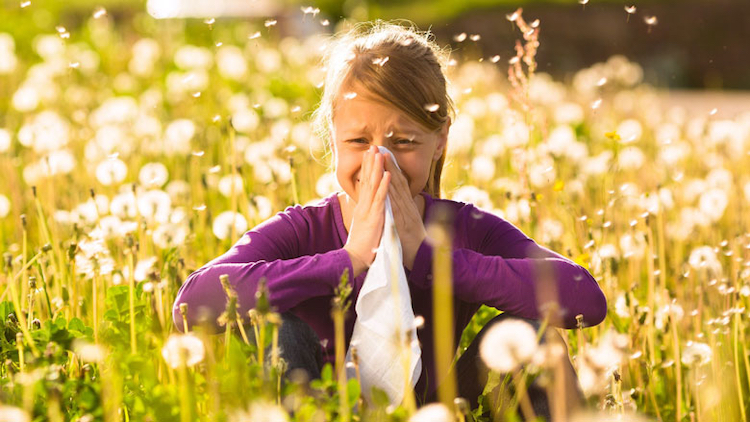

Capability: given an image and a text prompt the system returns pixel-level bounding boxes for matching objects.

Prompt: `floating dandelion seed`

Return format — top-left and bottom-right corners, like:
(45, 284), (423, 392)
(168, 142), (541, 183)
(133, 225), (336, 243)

(644, 15), (658, 32)
(301, 6), (320, 17)
(191, 92), (201, 98)
(162, 334), (205, 368)
(68, 62), (80, 69)
(424, 103), (440, 112)
(264, 19), (277, 28)
(469, 34), (481, 41)
(490, 55), (500, 63)
(625, 5), (637, 14)
(530, 19), (540, 28)
(290, 105), (301, 113)
(343, 92), (357, 100)
(596, 77), (607, 86)
(372, 56), (389, 66)
(453, 32), (467, 42)
(20, 0), (31, 7)
(509, 56), (520, 65)
(506, 10), (520, 22)
(93, 7), (107, 19)
(193, 204), (207, 211)
(709, 108), (718, 115)
(192, 150), (205, 157)
(320, 19), (330, 26)
(385, 130), (394, 138)
(209, 165), (221, 173)
(579, 0), (589, 6)
(204, 18), (215, 25)
(248, 31), (261, 40)
(591, 98), (602, 109)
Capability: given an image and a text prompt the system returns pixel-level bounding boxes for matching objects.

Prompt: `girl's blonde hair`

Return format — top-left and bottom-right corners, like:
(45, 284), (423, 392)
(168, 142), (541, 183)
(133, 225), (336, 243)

(312, 20), (455, 198)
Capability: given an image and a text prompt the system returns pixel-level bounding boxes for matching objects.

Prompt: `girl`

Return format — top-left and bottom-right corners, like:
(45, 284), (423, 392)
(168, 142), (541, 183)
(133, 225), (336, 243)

(173, 20), (607, 417)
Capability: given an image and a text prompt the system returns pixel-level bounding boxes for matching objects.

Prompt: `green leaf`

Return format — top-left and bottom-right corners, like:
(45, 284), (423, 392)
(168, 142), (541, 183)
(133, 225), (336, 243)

(347, 378), (360, 408)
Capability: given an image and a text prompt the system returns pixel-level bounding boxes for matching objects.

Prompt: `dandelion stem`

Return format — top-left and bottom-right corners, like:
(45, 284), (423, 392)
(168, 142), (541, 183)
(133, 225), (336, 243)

(93, 271), (99, 344)
(331, 301), (349, 422)
(671, 314), (683, 421)
(128, 253), (137, 354)
(511, 371), (536, 422)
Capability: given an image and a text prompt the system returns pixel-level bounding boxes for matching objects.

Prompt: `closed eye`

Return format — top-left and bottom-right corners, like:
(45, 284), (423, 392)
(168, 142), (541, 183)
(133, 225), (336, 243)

(346, 138), (368, 145)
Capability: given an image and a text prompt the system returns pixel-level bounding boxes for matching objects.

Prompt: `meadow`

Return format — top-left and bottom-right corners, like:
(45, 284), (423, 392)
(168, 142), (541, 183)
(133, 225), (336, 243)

(0, 5), (748, 422)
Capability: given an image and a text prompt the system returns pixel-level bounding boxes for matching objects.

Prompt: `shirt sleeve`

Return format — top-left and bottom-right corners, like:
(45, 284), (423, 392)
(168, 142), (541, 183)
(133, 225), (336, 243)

(408, 204), (607, 329)
(172, 208), (354, 332)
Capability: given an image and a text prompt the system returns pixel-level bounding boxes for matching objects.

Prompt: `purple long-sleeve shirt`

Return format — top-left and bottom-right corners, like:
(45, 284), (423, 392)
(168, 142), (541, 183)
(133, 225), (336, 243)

(173, 191), (607, 398)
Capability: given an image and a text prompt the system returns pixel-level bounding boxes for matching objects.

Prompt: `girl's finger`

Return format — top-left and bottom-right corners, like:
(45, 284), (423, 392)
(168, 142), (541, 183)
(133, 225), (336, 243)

(375, 170), (391, 204)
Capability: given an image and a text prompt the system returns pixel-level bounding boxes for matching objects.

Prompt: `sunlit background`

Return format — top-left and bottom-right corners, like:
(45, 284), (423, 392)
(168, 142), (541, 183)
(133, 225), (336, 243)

(0, 0), (748, 421)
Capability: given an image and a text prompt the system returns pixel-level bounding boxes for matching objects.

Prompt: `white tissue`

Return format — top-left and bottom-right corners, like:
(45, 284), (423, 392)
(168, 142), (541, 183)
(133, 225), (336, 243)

(345, 146), (422, 406)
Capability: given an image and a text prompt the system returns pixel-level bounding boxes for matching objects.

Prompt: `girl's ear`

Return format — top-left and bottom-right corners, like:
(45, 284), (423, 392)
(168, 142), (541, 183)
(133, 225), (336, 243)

(433, 116), (451, 161)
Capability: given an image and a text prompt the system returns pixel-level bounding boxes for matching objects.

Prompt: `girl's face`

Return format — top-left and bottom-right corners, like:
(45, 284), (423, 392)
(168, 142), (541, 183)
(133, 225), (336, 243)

(330, 84), (450, 203)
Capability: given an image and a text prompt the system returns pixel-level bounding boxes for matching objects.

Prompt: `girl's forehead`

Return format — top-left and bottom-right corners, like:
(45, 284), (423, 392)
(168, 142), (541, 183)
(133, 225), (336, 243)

(333, 86), (424, 133)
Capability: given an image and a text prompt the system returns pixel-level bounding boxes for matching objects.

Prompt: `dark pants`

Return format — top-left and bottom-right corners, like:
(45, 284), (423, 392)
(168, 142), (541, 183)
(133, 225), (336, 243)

(262, 312), (583, 420)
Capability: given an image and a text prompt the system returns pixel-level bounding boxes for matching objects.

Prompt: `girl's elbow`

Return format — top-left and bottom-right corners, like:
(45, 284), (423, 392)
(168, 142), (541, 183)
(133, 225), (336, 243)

(584, 283), (607, 327)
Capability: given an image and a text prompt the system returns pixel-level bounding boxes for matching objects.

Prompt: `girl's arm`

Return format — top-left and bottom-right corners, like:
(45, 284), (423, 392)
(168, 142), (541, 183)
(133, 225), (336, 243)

(172, 211), (354, 332)
(408, 205), (607, 329)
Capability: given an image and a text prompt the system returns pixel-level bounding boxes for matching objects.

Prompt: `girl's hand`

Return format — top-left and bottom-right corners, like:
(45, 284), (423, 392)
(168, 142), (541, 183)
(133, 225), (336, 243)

(343, 145), (391, 277)
(383, 153), (427, 271)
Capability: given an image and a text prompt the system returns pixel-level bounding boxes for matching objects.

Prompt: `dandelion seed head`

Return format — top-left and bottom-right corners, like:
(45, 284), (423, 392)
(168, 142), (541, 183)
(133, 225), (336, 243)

(95, 158), (127, 186)
(682, 341), (711, 366)
(162, 333), (205, 368)
(212, 211), (248, 240)
(139, 162), (169, 188)
(0, 128), (11, 152)
(0, 194), (10, 218)
(0, 405), (30, 422)
(479, 319), (538, 372)
(409, 403), (453, 422)
(74, 340), (105, 363)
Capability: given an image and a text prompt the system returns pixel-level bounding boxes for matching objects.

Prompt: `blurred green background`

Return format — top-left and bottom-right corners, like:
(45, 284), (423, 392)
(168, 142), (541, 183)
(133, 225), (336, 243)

(1, 0), (748, 89)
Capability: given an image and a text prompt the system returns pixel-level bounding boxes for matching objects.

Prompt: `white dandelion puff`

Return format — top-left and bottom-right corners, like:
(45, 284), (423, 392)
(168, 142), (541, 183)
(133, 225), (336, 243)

(95, 158), (127, 186)
(0, 194), (10, 218)
(0, 128), (11, 152)
(139, 162), (169, 188)
(162, 333), (205, 368)
(479, 319), (538, 373)
(409, 403), (453, 422)
(218, 174), (245, 198)
(681, 342), (711, 366)
(213, 211), (248, 240)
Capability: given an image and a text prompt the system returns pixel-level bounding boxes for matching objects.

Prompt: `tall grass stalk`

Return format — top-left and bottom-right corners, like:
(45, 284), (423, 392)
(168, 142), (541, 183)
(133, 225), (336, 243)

(380, 223), (418, 414)
(127, 250), (137, 354)
(428, 204), (456, 407)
